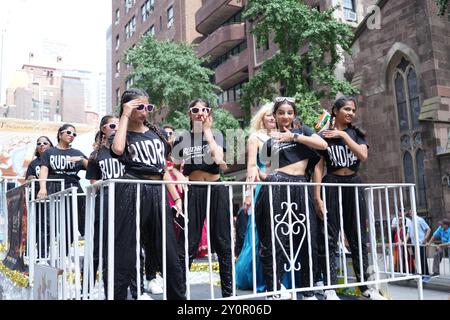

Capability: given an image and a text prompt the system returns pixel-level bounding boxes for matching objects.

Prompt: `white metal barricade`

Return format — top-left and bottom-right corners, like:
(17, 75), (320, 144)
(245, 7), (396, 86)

(28, 185), (83, 300)
(81, 180), (423, 301)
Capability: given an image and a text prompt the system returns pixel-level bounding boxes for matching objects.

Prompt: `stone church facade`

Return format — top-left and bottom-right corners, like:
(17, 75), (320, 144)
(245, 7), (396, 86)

(346, 0), (450, 225)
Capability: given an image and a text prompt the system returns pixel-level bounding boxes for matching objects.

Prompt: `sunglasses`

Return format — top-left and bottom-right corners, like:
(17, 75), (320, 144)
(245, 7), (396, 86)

(61, 130), (77, 137)
(136, 104), (155, 112)
(275, 97), (296, 103)
(190, 107), (211, 114)
(37, 141), (50, 146)
(102, 123), (118, 130)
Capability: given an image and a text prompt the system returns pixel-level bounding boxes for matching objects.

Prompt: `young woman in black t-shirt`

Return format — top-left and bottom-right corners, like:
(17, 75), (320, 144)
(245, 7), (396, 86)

(37, 124), (88, 237)
(256, 97), (327, 299)
(172, 98), (232, 298)
(25, 136), (54, 259)
(26, 136), (54, 181)
(110, 88), (185, 300)
(85, 115), (123, 296)
(313, 96), (386, 300)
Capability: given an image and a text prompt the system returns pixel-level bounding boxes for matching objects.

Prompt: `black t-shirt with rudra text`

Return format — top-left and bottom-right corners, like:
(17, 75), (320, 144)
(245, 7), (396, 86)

(110, 129), (168, 177)
(40, 147), (87, 186)
(86, 146), (125, 181)
(319, 126), (368, 174)
(26, 157), (42, 179)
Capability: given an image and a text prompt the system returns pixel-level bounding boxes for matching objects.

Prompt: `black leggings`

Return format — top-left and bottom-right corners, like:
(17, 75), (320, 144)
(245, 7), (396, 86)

(316, 174), (370, 291)
(177, 183), (233, 298)
(255, 172), (318, 294)
(113, 175), (185, 300)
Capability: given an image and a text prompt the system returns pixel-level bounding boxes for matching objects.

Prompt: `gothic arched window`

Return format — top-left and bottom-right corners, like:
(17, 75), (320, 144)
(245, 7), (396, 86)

(393, 57), (427, 208)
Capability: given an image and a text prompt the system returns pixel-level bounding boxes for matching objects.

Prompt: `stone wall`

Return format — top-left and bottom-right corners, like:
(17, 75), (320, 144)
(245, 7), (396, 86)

(350, 0), (450, 221)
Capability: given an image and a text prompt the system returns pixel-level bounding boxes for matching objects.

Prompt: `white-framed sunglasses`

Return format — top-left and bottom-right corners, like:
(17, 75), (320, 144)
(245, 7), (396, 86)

(275, 97), (296, 103)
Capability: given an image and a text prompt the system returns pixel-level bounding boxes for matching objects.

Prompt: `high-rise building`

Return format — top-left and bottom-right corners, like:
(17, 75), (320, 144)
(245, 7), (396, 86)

(195, 0), (248, 122)
(6, 65), (63, 122)
(111, 0), (203, 110)
(4, 64), (101, 124)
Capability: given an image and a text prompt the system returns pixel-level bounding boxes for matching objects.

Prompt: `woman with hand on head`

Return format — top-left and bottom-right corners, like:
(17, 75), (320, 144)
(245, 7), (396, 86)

(110, 88), (185, 300)
(313, 96), (386, 300)
(172, 98), (232, 298)
(236, 102), (276, 292)
(256, 97), (327, 299)
(37, 124), (88, 237)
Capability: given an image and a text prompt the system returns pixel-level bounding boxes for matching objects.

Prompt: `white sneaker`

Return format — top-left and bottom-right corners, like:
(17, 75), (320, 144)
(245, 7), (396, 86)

(266, 284), (291, 300)
(138, 292), (153, 300)
(147, 278), (163, 295)
(361, 288), (387, 300)
(324, 290), (340, 300)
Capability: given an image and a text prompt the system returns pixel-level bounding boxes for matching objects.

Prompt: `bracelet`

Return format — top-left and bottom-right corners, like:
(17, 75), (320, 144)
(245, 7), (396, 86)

(173, 197), (181, 202)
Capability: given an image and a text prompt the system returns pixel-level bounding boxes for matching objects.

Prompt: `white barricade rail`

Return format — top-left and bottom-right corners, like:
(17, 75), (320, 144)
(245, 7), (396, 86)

(28, 185), (83, 300)
(80, 180), (424, 301)
(24, 179), (65, 265)
(0, 176), (23, 246)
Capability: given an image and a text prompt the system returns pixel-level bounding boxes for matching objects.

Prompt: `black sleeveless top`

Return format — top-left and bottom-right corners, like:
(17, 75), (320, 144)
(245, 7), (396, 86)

(260, 126), (321, 179)
(172, 130), (226, 176)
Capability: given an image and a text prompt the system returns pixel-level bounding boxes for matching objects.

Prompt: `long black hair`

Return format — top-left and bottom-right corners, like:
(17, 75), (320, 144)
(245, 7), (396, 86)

(57, 123), (76, 143)
(119, 88), (169, 147)
(328, 96), (366, 138)
(34, 136), (54, 157)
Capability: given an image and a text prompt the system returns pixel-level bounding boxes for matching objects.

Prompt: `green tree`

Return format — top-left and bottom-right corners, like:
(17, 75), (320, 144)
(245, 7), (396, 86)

(436, 0), (449, 17)
(240, 0), (358, 127)
(124, 35), (220, 118)
(125, 35), (242, 136)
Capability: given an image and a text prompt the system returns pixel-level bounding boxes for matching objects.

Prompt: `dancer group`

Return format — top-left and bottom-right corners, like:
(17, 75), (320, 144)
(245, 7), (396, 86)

(30, 87), (386, 300)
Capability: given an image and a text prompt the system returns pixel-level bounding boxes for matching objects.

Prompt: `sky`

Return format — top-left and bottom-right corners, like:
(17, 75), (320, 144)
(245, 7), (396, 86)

(0, 0), (112, 104)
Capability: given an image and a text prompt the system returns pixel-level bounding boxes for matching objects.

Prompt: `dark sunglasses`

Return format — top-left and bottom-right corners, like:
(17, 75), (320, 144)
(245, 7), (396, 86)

(190, 107), (211, 114)
(37, 141), (50, 146)
(137, 104), (155, 112)
(61, 130), (77, 137)
(102, 123), (118, 130)
(165, 131), (174, 136)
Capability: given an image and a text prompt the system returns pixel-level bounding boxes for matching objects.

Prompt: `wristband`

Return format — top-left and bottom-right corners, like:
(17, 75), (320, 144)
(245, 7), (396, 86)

(173, 197), (181, 202)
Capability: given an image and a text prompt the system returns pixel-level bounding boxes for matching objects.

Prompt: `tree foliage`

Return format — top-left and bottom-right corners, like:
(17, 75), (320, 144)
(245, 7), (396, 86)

(240, 0), (358, 127)
(125, 35), (220, 114)
(436, 0), (449, 17)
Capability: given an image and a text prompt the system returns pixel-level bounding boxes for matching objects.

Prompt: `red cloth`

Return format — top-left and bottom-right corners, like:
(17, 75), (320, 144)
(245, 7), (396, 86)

(196, 219), (208, 258)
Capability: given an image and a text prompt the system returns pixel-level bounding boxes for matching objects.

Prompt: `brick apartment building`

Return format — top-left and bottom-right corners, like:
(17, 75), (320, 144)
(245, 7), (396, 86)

(111, 0), (203, 111)
(5, 65), (88, 124)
